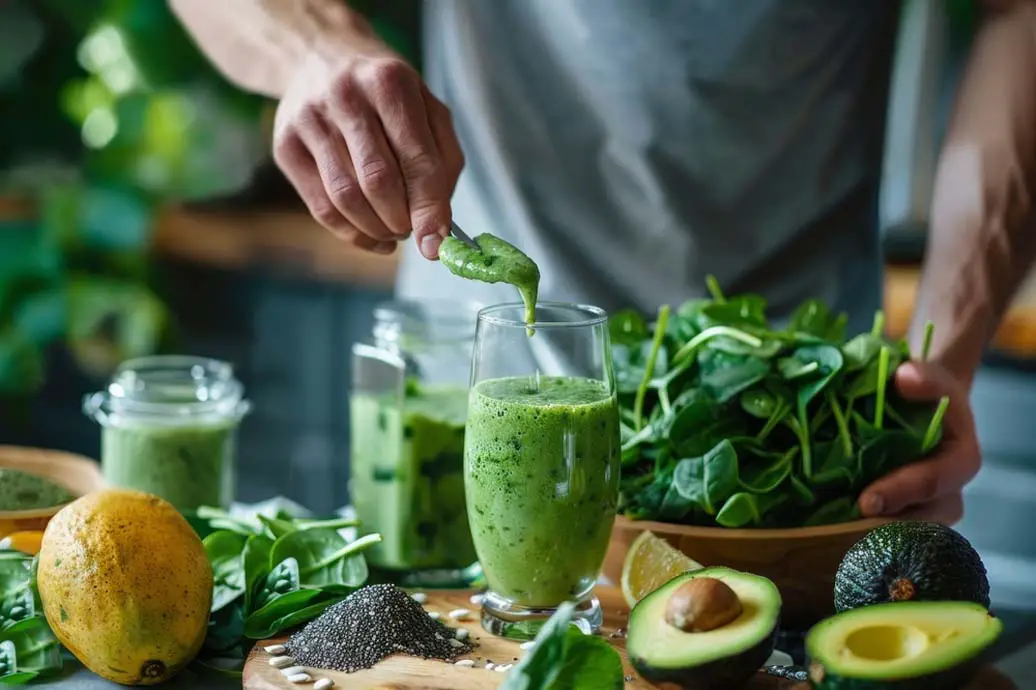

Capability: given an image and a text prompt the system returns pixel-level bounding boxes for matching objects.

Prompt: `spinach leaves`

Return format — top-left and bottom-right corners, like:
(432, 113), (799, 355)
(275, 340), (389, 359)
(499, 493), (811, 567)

(500, 602), (624, 690)
(194, 507), (380, 675)
(615, 278), (949, 528)
(0, 552), (61, 684)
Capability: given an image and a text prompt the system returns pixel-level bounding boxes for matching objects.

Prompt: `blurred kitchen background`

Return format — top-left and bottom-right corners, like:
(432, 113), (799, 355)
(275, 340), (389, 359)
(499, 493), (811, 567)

(1, 0), (1034, 610)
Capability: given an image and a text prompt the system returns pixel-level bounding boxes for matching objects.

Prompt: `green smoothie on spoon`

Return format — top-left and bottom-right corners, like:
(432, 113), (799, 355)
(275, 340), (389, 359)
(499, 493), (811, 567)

(438, 233), (540, 327)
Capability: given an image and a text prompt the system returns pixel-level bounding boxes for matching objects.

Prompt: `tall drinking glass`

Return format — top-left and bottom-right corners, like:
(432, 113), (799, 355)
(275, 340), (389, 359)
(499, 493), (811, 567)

(465, 302), (620, 639)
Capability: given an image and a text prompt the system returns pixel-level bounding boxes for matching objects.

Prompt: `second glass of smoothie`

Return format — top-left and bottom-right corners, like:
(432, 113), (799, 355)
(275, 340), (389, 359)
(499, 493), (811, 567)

(465, 302), (620, 638)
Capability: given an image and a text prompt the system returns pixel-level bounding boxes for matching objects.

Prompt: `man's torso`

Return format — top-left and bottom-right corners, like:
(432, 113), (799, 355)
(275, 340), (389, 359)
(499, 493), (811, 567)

(398, 0), (900, 333)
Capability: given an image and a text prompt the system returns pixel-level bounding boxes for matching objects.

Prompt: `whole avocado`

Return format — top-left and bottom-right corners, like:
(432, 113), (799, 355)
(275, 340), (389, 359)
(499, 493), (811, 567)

(834, 521), (989, 613)
(36, 489), (213, 685)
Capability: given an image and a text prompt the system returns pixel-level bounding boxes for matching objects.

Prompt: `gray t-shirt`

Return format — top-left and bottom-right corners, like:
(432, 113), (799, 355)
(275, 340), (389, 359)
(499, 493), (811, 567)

(397, 0), (899, 336)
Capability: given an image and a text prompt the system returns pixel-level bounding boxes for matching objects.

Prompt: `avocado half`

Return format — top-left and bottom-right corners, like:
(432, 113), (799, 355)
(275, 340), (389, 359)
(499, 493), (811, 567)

(806, 600), (1002, 690)
(834, 522), (990, 613)
(626, 567), (781, 690)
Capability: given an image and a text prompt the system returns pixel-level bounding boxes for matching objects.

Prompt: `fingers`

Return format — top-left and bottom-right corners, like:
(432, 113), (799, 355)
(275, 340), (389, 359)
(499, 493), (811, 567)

(894, 492), (964, 526)
(273, 51), (463, 259)
(330, 77), (412, 237)
(894, 361), (958, 400)
(273, 126), (396, 255)
(294, 114), (400, 246)
(895, 360), (975, 443)
(858, 446), (980, 517)
(360, 59), (454, 259)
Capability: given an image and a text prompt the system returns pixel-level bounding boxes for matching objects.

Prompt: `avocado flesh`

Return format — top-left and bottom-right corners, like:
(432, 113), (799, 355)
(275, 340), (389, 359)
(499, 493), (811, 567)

(807, 601), (1002, 689)
(627, 567), (781, 690)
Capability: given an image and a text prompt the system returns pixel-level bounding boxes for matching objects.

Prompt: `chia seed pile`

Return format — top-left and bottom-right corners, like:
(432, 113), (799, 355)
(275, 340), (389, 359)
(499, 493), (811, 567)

(284, 584), (474, 673)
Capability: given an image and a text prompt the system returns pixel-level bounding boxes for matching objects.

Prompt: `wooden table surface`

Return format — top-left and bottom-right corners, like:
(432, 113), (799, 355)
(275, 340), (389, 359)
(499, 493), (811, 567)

(151, 207), (1036, 358)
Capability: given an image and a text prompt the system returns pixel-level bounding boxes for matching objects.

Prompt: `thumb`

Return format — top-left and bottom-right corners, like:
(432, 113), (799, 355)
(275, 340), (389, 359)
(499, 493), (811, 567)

(414, 222), (448, 260)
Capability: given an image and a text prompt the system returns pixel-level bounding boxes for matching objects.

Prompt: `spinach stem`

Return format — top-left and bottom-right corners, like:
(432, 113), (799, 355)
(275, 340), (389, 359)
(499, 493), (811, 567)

(920, 320), (935, 361)
(196, 507), (256, 532)
(706, 275), (726, 302)
(789, 408), (812, 478)
(826, 389), (853, 457)
(299, 533), (382, 575)
(672, 325), (762, 364)
(658, 386), (672, 417)
(756, 400), (788, 441)
(633, 305), (670, 431)
(296, 517), (361, 531)
(871, 311), (885, 338)
(874, 346), (890, 430)
(922, 396), (951, 453)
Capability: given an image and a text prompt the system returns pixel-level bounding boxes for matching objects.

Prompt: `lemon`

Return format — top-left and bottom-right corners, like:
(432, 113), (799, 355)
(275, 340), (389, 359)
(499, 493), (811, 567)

(620, 530), (703, 608)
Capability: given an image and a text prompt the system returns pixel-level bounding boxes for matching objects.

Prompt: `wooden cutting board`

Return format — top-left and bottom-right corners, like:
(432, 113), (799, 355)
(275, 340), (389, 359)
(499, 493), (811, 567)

(242, 586), (1015, 690)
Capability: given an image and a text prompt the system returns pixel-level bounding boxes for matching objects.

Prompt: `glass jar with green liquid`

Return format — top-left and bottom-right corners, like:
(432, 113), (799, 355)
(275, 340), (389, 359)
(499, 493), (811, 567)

(83, 356), (251, 514)
(350, 300), (480, 587)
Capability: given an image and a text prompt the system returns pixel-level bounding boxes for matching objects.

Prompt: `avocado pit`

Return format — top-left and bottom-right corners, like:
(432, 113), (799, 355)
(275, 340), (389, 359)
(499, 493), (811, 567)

(664, 576), (743, 633)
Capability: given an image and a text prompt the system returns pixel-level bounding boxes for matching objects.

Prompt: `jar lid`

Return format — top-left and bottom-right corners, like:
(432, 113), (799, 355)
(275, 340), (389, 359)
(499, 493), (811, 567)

(83, 355), (251, 425)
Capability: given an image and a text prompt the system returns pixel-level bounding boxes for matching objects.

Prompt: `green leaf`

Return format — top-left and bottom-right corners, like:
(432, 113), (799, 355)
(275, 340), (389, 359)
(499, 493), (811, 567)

(738, 448), (794, 494)
(841, 333), (883, 371)
(500, 602), (624, 690)
(269, 529), (378, 590)
(697, 351), (769, 403)
(791, 344), (844, 407)
(715, 492), (785, 528)
(608, 309), (648, 347)
(672, 440), (738, 515)
(242, 535), (273, 613)
(788, 298), (847, 341)
(739, 388), (777, 419)
(242, 589), (331, 640)
(204, 531), (247, 613)
(0, 618), (61, 682)
(810, 442), (856, 488)
(550, 630), (625, 690)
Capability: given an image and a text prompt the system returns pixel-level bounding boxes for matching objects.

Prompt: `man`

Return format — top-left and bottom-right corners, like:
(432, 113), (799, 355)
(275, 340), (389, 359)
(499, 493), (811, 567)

(169, 0), (1036, 525)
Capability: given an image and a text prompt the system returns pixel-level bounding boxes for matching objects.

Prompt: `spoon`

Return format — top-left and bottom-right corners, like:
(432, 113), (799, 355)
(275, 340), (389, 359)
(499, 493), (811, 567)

(449, 220), (479, 249)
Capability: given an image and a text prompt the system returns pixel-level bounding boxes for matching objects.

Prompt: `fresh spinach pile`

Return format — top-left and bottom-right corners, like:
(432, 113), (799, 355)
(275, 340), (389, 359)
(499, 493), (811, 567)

(500, 602), (624, 690)
(194, 506), (381, 675)
(0, 552), (61, 684)
(614, 277), (950, 528)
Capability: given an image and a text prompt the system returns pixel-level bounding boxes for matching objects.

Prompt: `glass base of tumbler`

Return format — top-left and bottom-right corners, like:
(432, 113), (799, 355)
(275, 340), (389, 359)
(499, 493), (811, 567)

(480, 590), (603, 641)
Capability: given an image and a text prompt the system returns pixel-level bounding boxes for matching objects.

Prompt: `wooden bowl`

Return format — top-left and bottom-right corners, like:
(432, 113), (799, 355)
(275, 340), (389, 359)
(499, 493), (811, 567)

(0, 446), (105, 537)
(602, 515), (889, 631)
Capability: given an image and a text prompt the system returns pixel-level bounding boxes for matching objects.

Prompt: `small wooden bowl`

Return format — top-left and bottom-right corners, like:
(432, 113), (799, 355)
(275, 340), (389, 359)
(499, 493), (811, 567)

(602, 515), (889, 631)
(0, 446), (105, 537)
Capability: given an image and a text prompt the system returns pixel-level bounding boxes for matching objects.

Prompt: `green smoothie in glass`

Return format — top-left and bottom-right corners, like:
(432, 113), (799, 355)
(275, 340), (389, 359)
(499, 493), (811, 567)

(465, 375), (620, 607)
(351, 383), (477, 572)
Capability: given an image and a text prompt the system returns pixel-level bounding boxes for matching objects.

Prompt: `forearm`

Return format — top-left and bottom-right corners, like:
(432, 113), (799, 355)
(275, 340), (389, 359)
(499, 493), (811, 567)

(168, 0), (378, 98)
(912, 2), (1036, 386)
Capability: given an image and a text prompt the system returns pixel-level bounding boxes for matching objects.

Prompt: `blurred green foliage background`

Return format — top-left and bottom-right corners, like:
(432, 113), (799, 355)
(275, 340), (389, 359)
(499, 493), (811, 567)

(0, 0), (419, 403)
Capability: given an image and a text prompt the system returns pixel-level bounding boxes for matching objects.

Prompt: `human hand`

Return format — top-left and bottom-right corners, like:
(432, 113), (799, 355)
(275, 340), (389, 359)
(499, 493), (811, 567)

(272, 39), (463, 259)
(857, 361), (981, 525)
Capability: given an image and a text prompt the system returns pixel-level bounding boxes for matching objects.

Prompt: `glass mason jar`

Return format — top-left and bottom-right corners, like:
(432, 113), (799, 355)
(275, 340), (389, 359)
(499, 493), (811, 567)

(83, 356), (251, 513)
(350, 299), (480, 587)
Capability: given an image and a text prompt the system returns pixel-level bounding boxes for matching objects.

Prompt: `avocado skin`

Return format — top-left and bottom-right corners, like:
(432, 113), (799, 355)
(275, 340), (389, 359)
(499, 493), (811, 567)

(806, 655), (984, 690)
(630, 623), (778, 690)
(834, 522), (990, 613)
